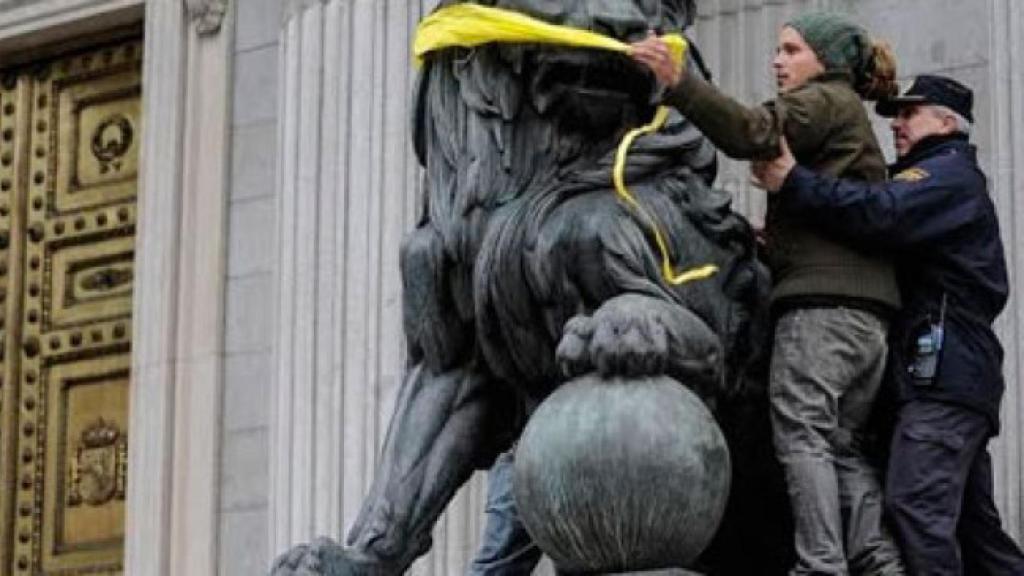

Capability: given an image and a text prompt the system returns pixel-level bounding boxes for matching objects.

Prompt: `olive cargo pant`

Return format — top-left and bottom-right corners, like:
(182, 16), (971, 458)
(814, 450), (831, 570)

(770, 307), (904, 576)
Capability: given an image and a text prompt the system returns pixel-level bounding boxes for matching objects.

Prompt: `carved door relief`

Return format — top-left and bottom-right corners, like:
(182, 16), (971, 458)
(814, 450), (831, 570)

(0, 38), (141, 575)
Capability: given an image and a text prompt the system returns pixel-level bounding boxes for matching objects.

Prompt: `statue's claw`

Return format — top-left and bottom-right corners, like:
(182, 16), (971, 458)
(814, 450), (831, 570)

(556, 315), (595, 377)
(270, 539), (326, 575)
(269, 537), (379, 576)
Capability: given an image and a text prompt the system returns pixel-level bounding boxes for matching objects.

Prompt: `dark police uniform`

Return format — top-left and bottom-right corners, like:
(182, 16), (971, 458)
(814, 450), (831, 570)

(778, 131), (1024, 575)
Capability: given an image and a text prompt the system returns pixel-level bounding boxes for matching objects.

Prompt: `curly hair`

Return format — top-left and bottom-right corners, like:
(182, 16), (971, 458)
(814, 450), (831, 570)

(856, 40), (899, 101)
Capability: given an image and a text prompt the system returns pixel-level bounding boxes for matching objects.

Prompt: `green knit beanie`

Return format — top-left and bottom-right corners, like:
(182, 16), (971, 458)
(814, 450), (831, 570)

(786, 12), (872, 78)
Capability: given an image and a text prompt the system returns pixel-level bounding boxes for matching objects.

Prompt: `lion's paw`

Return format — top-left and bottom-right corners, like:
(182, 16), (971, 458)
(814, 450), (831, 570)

(557, 301), (670, 378)
(270, 537), (376, 576)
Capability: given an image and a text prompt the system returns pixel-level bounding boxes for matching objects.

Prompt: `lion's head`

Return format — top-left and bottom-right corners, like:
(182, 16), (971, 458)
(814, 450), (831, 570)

(412, 0), (716, 326)
(416, 0), (700, 159)
(489, 0), (696, 131)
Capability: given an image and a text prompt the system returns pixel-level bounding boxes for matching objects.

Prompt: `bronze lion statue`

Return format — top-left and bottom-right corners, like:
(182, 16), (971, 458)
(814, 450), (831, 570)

(273, 1), (792, 573)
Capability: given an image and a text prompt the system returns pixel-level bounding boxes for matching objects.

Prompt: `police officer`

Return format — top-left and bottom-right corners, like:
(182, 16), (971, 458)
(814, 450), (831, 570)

(751, 74), (1024, 576)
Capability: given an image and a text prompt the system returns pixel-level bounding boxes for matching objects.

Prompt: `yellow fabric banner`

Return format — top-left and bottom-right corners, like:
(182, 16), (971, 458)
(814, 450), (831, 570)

(414, 3), (687, 66)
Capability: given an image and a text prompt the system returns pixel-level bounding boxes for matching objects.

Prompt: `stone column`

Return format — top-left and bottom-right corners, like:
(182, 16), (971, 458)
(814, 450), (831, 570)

(129, 1), (233, 575)
(269, 1), (486, 574)
(988, 0), (1024, 540)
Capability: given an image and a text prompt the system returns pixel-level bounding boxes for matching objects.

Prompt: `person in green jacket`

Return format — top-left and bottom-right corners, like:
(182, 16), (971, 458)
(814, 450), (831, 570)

(633, 13), (905, 576)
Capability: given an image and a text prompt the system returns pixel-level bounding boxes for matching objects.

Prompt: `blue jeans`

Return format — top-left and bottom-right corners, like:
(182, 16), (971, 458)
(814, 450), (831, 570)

(467, 450), (542, 576)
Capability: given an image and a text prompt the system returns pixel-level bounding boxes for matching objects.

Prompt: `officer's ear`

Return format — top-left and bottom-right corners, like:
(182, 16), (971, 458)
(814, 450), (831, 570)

(939, 113), (959, 136)
(929, 105), (962, 137)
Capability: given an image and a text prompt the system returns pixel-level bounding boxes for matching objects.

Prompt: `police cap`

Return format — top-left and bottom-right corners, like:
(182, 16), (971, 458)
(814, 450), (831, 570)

(876, 74), (974, 123)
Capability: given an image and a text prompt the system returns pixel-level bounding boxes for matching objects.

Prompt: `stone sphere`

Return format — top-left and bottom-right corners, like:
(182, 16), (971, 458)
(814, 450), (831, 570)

(513, 375), (730, 574)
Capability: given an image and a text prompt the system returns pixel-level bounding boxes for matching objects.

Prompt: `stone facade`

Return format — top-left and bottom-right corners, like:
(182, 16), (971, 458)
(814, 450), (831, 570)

(0, 0), (1019, 575)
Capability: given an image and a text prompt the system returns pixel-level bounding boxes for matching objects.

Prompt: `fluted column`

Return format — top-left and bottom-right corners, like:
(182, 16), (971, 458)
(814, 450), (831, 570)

(988, 0), (1024, 540)
(269, 1), (486, 574)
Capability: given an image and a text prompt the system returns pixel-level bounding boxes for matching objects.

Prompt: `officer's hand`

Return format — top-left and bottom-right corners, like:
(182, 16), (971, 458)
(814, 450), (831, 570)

(751, 136), (797, 193)
(630, 32), (682, 88)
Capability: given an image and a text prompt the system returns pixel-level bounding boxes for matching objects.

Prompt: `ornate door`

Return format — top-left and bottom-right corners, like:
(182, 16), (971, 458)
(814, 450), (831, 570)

(0, 38), (142, 575)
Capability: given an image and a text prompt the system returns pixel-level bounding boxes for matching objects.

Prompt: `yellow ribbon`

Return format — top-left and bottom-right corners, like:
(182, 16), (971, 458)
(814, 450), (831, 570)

(415, 3), (628, 65)
(612, 107), (719, 285)
(414, 3), (718, 285)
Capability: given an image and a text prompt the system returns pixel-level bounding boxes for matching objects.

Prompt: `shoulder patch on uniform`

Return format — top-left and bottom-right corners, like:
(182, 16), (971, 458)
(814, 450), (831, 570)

(894, 167), (930, 182)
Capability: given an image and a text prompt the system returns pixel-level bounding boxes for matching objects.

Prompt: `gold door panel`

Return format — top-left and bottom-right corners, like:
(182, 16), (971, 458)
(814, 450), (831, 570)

(0, 38), (140, 576)
(51, 235), (135, 327)
(44, 356), (129, 571)
(56, 67), (141, 213)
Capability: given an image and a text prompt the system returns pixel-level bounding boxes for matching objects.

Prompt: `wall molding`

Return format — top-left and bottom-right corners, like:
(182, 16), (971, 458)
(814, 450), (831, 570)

(0, 0), (142, 60)
(130, 1), (233, 574)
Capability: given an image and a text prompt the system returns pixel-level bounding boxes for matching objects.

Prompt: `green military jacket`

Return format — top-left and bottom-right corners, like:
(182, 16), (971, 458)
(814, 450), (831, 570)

(664, 70), (901, 311)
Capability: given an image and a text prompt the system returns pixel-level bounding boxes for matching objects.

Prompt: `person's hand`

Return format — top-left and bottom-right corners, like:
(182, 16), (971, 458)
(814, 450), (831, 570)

(752, 225), (768, 249)
(751, 135), (797, 193)
(630, 32), (683, 88)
